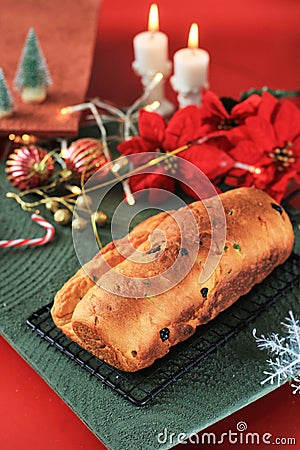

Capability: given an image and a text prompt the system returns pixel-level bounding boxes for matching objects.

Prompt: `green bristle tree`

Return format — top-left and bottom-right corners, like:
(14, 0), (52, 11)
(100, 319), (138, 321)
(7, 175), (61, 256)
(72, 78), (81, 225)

(0, 68), (15, 118)
(14, 28), (52, 104)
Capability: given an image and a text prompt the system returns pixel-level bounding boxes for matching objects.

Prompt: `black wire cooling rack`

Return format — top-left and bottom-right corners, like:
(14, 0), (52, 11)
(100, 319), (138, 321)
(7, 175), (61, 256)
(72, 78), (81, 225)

(27, 253), (300, 406)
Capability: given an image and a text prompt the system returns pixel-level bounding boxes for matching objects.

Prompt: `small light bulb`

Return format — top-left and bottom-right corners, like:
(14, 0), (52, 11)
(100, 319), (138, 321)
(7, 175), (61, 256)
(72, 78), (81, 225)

(126, 194), (136, 206)
(68, 185), (82, 195)
(154, 72), (163, 83)
(111, 162), (121, 173)
(22, 133), (30, 143)
(144, 100), (161, 112)
(146, 72), (164, 93)
(60, 149), (68, 159)
(122, 180), (135, 205)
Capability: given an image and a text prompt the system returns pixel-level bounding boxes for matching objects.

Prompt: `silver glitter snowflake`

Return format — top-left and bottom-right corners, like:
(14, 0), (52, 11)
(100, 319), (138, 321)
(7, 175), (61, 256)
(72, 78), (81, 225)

(253, 311), (300, 393)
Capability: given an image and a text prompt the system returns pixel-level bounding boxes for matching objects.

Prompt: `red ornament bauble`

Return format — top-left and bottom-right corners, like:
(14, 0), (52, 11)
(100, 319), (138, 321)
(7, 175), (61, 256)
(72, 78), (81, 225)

(6, 146), (54, 190)
(64, 138), (108, 181)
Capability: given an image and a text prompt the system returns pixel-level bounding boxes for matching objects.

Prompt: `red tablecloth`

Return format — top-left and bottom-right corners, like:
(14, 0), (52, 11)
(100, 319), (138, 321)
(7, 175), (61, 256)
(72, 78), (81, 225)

(1, 336), (300, 450)
(0, 0), (100, 137)
(1, 1), (300, 449)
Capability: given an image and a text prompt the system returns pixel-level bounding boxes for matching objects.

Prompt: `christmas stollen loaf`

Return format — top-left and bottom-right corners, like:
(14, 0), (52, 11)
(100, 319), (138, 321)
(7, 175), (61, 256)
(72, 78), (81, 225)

(51, 187), (294, 372)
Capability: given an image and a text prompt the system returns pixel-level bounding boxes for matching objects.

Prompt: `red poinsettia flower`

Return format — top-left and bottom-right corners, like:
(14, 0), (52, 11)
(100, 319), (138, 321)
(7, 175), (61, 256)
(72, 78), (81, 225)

(118, 106), (234, 203)
(118, 110), (175, 204)
(199, 90), (262, 141)
(226, 93), (300, 202)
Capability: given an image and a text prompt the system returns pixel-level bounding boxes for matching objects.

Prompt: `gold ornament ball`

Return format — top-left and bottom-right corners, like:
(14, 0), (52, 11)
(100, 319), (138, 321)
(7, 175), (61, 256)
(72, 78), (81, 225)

(76, 194), (93, 209)
(59, 169), (73, 182)
(45, 200), (59, 213)
(72, 217), (88, 231)
(92, 211), (107, 227)
(54, 209), (72, 225)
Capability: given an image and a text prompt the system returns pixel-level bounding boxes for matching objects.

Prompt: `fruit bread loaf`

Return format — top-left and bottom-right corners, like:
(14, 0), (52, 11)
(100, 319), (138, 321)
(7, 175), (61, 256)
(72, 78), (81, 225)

(51, 187), (294, 372)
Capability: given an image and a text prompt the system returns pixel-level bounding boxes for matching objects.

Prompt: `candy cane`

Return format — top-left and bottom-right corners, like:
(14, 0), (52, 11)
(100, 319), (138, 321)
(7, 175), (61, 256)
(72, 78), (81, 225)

(0, 214), (55, 248)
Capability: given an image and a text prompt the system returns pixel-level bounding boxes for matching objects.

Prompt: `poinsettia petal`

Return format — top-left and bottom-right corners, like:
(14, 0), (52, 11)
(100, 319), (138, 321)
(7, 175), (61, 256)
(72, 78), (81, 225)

(129, 168), (175, 205)
(229, 140), (265, 165)
(225, 168), (251, 187)
(272, 170), (296, 192)
(293, 135), (300, 155)
(273, 100), (300, 146)
(197, 90), (230, 135)
(163, 105), (203, 150)
(265, 169), (296, 202)
(226, 164), (277, 191)
(245, 116), (277, 151)
(293, 138), (300, 171)
(293, 170), (300, 185)
(138, 109), (166, 146)
(117, 137), (150, 156)
(231, 94), (261, 120)
(201, 90), (229, 118)
(252, 164), (277, 190)
(227, 124), (251, 145)
(206, 135), (233, 151)
(179, 178), (220, 200)
(257, 92), (279, 122)
(181, 144), (235, 180)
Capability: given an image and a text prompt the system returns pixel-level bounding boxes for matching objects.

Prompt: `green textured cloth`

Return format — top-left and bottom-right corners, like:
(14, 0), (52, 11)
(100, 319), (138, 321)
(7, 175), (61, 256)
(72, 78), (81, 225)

(1, 159), (300, 450)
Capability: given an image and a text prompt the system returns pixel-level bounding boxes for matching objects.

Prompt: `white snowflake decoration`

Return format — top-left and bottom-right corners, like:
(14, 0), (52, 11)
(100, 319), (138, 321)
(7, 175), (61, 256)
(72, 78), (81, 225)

(253, 311), (300, 393)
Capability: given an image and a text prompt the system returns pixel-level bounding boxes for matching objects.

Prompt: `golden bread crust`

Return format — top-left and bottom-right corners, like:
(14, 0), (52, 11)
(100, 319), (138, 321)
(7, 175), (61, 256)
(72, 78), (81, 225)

(51, 187), (294, 371)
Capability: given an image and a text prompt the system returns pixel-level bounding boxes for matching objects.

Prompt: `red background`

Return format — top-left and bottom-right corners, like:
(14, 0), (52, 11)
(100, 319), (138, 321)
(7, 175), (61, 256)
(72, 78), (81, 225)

(1, 0), (300, 449)
(88, 0), (300, 107)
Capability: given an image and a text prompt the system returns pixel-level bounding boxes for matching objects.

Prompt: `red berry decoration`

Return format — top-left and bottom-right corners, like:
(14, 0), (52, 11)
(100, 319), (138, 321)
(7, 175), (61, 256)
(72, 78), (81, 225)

(6, 146), (54, 190)
(64, 138), (108, 181)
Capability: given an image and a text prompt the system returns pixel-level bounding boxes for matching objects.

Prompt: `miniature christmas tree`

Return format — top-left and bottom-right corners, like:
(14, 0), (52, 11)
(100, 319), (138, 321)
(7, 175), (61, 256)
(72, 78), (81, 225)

(14, 28), (52, 104)
(0, 68), (15, 118)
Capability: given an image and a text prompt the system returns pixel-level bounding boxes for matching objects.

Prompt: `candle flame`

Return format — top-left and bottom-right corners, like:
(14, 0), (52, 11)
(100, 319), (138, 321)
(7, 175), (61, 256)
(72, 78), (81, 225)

(188, 23), (199, 49)
(148, 3), (159, 32)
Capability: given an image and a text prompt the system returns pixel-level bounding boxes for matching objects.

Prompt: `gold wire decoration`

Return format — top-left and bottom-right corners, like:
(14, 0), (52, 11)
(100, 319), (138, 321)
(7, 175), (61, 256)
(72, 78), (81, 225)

(80, 166), (103, 250)
(6, 141), (193, 213)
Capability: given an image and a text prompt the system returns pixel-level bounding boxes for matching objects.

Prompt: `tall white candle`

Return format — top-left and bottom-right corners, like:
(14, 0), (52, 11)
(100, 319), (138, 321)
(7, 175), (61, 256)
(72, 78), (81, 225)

(171, 23), (209, 107)
(132, 3), (174, 117)
(133, 4), (169, 75)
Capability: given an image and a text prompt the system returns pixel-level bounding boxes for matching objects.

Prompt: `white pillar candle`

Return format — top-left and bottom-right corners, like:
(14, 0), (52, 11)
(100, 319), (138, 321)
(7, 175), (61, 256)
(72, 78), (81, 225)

(133, 4), (169, 75)
(132, 3), (174, 117)
(133, 32), (168, 74)
(171, 23), (210, 107)
(173, 47), (209, 92)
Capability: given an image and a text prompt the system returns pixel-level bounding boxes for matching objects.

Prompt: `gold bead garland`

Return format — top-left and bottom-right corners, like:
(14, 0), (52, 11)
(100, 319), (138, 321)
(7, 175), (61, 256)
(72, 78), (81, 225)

(54, 209), (72, 225)
(72, 217), (88, 231)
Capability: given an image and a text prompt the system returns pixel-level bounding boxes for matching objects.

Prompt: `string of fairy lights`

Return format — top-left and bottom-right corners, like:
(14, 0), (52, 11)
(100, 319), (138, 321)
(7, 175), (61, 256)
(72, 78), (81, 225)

(4, 70), (299, 242)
